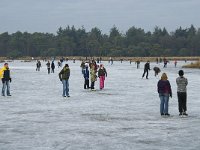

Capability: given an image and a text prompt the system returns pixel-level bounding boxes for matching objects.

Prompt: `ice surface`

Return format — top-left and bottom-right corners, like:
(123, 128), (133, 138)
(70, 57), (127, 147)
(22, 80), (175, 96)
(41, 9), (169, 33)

(0, 60), (200, 150)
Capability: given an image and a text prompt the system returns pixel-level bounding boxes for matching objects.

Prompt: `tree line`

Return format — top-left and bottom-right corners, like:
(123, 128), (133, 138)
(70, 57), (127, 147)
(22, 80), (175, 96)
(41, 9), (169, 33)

(0, 25), (200, 58)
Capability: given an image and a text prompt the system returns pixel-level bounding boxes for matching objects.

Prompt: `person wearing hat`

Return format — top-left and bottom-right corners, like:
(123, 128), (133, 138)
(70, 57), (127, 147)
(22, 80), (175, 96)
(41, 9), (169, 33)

(59, 64), (70, 97)
(176, 70), (188, 116)
(98, 64), (107, 90)
(0, 63), (12, 96)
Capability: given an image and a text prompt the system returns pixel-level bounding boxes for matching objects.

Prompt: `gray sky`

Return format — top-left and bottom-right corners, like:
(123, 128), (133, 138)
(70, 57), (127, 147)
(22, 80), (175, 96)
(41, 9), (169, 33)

(0, 0), (200, 34)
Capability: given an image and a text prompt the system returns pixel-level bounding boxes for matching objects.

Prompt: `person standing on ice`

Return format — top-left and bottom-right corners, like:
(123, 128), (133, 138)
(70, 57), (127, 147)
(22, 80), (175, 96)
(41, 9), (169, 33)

(36, 60), (41, 71)
(176, 70), (188, 116)
(174, 60), (177, 68)
(46, 61), (50, 74)
(0, 63), (12, 96)
(73, 58), (76, 63)
(51, 61), (55, 73)
(157, 73), (172, 116)
(90, 64), (97, 90)
(59, 64), (70, 97)
(98, 64), (107, 90)
(136, 60), (140, 69)
(83, 64), (90, 89)
(142, 61), (150, 79)
(80, 61), (85, 74)
(163, 58), (168, 68)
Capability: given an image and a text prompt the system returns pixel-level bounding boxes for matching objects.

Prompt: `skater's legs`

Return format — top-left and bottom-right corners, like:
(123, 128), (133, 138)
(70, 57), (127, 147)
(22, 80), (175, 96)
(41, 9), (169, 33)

(6, 81), (10, 95)
(159, 95), (165, 114)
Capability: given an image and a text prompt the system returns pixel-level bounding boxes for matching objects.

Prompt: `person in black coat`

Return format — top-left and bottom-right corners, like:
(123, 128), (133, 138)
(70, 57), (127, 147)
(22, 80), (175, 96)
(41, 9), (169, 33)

(51, 61), (55, 73)
(46, 61), (50, 74)
(153, 67), (161, 77)
(1, 63), (12, 96)
(142, 61), (150, 79)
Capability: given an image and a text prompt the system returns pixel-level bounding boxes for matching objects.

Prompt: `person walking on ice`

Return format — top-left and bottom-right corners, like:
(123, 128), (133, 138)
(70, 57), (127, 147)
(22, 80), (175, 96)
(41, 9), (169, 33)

(46, 61), (50, 74)
(176, 70), (188, 116)
(51, 61), (55, 73)
(136, 60), (140, 69)
(98, 64), (107, 90)
(142, 61), (150, 79)
(59, 64), (70, 97)
(0, 63), (12, 96)
(36, 60), (41, 71)
(157, 73), (172, 116)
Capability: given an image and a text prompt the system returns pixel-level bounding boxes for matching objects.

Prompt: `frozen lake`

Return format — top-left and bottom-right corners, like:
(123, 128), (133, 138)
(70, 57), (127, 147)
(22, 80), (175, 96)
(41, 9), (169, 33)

(0, 60), (200, 150)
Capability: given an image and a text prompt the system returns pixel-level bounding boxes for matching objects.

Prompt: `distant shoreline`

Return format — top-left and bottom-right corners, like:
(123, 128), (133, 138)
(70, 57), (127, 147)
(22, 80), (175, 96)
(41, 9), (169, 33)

(0, 56), (199, 61)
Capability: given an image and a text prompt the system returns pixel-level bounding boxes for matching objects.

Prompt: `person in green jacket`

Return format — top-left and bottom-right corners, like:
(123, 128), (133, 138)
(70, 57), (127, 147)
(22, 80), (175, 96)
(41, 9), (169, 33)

(59, 64), (70, 97)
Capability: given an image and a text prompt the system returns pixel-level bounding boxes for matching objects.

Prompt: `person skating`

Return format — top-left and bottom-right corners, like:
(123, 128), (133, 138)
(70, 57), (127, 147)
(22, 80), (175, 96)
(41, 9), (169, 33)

(111, 58), (113, 65)
(142, 61), (150, 79)
(90, 64), (97, 90)
(163, 58), (168, 68)
(59, 64), (70, 97)
(98, 64), (107, 90)
(51, 61), (55, 73)
(83, 64), (90, 89)
(60, 57), (64, 67)
(176, 70), (188, 116)
(80, 61), (85, 75)
(0, 63), (12, 96)
(156, 58), (159, 64)
(174, 60), (177, 68)
(153, 67), (161, 77)
(100, 57), (102, 63)
(97, 58), (100, 63)
(46, 61), (50, 74)
(136, 60), (140, 69)
(58, 61), (61, 68)
(36, 60), (41, 71)
(157, 73), (172, 116)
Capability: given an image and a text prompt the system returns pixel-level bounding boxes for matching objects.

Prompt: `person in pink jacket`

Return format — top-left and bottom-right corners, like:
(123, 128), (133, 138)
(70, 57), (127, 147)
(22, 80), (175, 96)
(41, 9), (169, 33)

(98, 64), (107, 90)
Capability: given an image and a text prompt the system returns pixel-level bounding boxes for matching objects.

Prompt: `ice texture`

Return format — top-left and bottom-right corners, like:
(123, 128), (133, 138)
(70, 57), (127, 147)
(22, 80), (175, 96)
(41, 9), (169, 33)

(0, 60), (200, 150)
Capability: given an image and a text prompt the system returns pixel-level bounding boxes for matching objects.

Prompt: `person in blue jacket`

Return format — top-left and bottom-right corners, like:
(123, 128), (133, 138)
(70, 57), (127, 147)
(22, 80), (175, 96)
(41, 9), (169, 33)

(83, 64), (90, 89)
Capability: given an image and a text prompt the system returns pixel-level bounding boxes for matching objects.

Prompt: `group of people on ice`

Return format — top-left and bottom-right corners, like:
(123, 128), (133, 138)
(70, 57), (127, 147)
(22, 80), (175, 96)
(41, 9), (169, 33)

(81, 60), (107, 91)
(57, 59), (107, 97)
(0, 59), (189, 118)
(157, 70), (188, 117)
(142, 61), (160, 79)
(46, 61), (55, 74)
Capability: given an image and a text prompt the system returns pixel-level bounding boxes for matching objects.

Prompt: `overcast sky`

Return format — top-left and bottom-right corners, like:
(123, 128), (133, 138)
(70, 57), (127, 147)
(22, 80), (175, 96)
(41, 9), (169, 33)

(0, 0), (199, 34)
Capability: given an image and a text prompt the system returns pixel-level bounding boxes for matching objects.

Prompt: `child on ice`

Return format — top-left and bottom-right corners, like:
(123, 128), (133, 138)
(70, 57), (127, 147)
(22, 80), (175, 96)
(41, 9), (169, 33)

(98, 64), (107, 90)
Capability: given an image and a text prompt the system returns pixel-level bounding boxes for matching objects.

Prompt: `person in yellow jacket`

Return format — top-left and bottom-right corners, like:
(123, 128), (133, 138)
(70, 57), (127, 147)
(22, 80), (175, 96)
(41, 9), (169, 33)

(0, 63), (12, 96)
